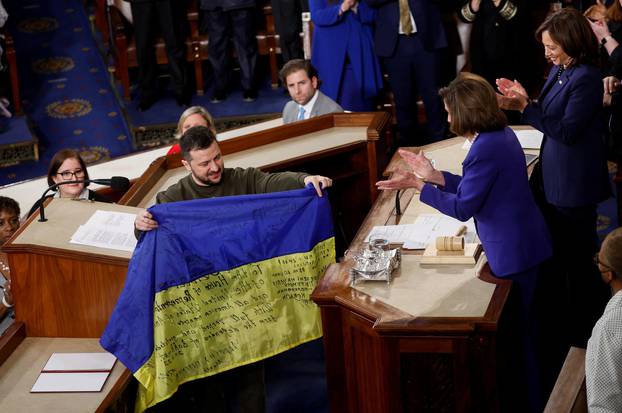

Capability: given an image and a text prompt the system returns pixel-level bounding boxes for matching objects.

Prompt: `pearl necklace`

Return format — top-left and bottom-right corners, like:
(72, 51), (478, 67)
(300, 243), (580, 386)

(556, 66), (565, 84)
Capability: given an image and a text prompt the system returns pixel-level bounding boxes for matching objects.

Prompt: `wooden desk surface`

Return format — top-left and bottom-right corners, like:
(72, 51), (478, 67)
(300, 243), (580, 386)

(0, 337), (130, 413)
(9, 199), (141, 260)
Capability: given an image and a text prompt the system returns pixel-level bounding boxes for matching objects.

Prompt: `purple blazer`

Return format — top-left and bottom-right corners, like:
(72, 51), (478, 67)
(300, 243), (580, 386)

(420, 128), (552, 277)
(521, 63), (611, 207)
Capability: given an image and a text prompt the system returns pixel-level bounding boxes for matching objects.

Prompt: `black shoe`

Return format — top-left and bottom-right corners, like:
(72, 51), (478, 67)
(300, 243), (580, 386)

(243, 89), (257, 102)
(138, 95), (157, 112)
(175, 92), (191, 107)
(211, 89), (226, 103)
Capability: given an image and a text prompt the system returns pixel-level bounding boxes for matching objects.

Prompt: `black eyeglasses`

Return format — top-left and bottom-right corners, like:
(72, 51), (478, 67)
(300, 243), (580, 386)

(57, 169), (85, 180)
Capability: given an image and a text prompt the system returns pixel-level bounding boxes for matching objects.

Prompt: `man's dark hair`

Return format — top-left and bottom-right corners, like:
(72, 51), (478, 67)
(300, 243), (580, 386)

(179, 126), (218, 160)
(0, 196), (20, 217)
(279, 59), (319, 85)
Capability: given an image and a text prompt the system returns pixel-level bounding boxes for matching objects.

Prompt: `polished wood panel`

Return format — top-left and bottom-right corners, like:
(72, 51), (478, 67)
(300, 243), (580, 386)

(2, 200), (138, 338)
(0, 322), (25, 366)
(544, 347), (587, 413)
(9, 252), (127, 337)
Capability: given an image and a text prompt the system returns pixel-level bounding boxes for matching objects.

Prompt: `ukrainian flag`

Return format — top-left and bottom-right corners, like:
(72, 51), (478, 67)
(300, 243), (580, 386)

(100, 186), (335, 412)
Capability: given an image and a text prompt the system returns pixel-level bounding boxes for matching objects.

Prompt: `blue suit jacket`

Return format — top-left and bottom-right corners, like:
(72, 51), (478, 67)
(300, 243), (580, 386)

(310, 0), (383, 101)
(522, 64), (611, 207)
(363, 0), (447, 57)
(420, 128), (552, 277)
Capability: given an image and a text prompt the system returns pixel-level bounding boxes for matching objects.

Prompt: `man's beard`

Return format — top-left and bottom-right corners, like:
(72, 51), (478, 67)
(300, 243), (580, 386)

(192, 169), (222, 186)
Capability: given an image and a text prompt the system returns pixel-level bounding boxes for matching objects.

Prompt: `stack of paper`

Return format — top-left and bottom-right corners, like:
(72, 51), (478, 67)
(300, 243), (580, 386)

(404, 214), (477, 249)
(70, 210), (137, 252)
(366, 214), (478, 250)
(31, 352), (117, 393)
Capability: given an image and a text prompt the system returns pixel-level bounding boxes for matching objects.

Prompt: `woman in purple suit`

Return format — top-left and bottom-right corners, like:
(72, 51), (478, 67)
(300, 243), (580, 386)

(497, 9), (612, 352)
(377, 72), (552, 412)
(310, 0), (383, 111)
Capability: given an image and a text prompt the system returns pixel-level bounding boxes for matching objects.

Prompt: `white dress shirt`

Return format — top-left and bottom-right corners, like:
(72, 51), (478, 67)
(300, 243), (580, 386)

(586, 290), (622, 412)
(299, 90), (320, 121)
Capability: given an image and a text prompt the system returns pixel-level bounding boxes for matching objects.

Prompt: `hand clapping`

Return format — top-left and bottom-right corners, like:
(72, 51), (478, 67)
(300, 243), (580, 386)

(496, 78), (529, 112)
(376, 169), (424, 191)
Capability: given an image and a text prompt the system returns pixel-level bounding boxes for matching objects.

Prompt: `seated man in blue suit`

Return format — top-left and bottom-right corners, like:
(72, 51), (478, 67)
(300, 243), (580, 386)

(280, 59), (344, 124)
(364, 0), (448, 145)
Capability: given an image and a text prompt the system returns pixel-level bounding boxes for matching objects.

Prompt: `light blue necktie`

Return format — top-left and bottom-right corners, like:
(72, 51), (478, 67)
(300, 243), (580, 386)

(297, 106), (305, 121)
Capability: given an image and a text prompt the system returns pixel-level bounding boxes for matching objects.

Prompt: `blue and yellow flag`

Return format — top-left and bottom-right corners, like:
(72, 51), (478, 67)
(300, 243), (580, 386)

(100, 187), (335, 412)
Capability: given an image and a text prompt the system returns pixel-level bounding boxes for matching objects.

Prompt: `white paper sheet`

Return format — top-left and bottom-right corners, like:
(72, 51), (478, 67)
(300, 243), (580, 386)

(70, 210), (137, 252)
(31, 372), (109, 393)
(366, 224), (418, 244)
(403, 214), (478, 250)
(43, 353), (116, 372)
(514, 129), (543, 149)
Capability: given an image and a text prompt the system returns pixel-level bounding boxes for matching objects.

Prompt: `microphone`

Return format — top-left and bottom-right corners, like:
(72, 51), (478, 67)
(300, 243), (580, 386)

(37, 176), (130, 222)
(89, 176), (131, 191)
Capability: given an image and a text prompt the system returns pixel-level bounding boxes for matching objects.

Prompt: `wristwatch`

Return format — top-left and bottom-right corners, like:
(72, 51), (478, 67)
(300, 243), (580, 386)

(602, 35), (614, 45)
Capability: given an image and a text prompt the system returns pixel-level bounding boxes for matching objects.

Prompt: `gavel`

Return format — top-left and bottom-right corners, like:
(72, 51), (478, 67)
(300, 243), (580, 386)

(435, 225), (467, 253)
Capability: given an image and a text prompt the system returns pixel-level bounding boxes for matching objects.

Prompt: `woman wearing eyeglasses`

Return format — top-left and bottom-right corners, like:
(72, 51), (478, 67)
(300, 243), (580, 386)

(27, 149), (111, 217)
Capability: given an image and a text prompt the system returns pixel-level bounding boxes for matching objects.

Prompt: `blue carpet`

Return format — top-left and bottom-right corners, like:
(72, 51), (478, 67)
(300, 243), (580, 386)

(0, 115), (31, 146)
(122, 71), (289, 128)
(0, 0), (133, 185)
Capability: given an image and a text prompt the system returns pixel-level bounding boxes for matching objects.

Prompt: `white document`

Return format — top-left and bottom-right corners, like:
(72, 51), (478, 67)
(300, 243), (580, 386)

(31, 372), (109, 392)
(403, 214), (478, 250)
(70, 210), (137, 252)
(43, 352), (116, 372)
(514, 129), (543, 149)
(366, 224), (418, 244)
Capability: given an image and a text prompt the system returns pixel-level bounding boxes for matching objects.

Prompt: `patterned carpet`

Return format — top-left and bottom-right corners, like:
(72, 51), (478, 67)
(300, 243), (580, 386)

(0, 0), (134, 186)
(0, 0), (291, 185)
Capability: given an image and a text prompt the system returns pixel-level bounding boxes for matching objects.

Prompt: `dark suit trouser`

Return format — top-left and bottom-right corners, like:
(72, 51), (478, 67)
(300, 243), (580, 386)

(383, 34), (446, 145)
(270, 0), (308, 63)
(130, 1), (188, 99)
(528, 165), (609, 350)
(202, 8), (258, 92)
(147, 361), (266, 412)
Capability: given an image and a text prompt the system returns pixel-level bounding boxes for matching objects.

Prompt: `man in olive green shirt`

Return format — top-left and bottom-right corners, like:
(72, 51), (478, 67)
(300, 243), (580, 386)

(134, 125), (332, 231)
(132, 125), (332, 412)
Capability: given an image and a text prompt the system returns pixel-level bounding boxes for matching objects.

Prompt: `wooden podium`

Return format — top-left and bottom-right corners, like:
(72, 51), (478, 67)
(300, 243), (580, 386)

(120, 112), (391, 250)
(311, 138), (512, 412)
(0, 199), (139, 412)
(3, 199), (139, 338)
